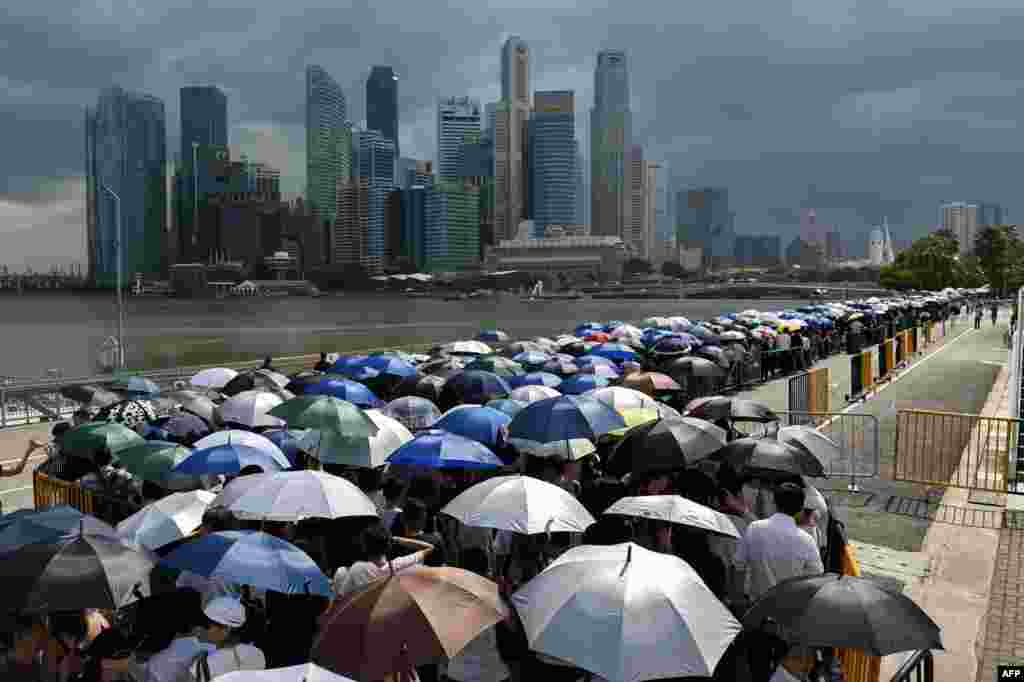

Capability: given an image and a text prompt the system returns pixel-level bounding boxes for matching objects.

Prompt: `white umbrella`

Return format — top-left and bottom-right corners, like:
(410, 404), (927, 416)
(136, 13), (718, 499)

(213, 470), (379, 522)
(443, 340), (493, 355)
(217, 390), (286, 429)
(511, 542), (741, 681)
(190, 367), (239, 390)
(441, 475), (595, 534)
(509, 385), (561, 404)
(583, 386), (658, 412)
(215, 663), (354, 682)
(603, 495), (740, 539)
(609, 324), (642, 339)
(668, 316), (692, 332)
(298, 409), (414, 468)
(117, 490), (216, 551)
(509, 438), (597, 460)
(194, 430), (288, 464)
(777, 425), (842, 472)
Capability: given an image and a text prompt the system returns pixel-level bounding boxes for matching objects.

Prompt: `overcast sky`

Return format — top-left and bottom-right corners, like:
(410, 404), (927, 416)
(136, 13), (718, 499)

(2, 0), (1022, 270)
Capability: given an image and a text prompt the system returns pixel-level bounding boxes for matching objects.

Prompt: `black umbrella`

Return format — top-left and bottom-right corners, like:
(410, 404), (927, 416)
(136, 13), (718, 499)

(392, 374), (447, 403)
(165, 391), (218, 424)
(711, 438), (825, 478)
(438, 370), (512, 412)
(223, 371), (289, 397)
(604, 417), (730, 478)
(0, 506), (118, 552)
(662, 356), (726, 380)
(694, 345), (730, 368)
(0, 525), (157, 613)
(742, 573), (942, 656)
(560, 341), (589, 357)
(60, 384), (122, 409)
(151, 413), (212, 443)
(685, 396), (778, 423)
(418, 357), (467, 376)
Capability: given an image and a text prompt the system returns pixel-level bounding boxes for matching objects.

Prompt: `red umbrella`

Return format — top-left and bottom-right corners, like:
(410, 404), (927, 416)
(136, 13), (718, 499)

(583, 332), (610, 343)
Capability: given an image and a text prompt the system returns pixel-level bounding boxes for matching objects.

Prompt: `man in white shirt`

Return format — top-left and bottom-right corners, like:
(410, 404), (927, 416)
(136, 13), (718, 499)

(191, 595), (266, 679)
(734, 483), (824, 603)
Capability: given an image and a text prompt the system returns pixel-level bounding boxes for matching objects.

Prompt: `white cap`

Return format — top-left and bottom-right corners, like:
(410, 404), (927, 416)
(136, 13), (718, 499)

(202, 595), (246, 628)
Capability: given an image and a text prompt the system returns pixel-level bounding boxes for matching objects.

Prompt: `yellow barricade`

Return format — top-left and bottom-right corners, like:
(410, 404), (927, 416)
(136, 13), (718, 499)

(32, 470), (96, 514)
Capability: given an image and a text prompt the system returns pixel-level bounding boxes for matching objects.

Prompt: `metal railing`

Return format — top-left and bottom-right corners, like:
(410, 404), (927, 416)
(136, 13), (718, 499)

(786, 367), (831, 418)
(33, 470), (96, 514)
(888, 649), (933, 682)
(894, 409), (1019, 493)
(766, 411), (881, 490)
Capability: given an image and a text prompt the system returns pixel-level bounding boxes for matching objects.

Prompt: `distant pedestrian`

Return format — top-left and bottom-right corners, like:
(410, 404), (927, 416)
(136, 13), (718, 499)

(991, 304), (999, 327)
(313, 352), (331, 372)
(975, 308), (983, 330)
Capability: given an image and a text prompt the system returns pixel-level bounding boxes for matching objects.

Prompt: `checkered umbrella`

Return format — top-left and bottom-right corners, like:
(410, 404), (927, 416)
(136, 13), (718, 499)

(383, 396), (442, 432)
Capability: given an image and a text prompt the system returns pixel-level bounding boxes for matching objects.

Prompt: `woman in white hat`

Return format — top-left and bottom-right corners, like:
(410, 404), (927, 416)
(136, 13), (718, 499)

(190, 595), (266, 681)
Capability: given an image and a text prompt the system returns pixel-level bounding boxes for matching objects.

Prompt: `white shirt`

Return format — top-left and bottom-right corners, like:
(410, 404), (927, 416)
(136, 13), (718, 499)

(193, 643), (265, 679)
(144, 636), (216, 682)
(444, 625), (510, 682)
(776, 334), (792, 351)
(735, 513), (824, 602)
(333, 551), (426, 599)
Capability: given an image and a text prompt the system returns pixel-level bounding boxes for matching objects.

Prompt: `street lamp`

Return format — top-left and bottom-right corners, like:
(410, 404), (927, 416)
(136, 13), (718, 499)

(100, 184), (126, 369)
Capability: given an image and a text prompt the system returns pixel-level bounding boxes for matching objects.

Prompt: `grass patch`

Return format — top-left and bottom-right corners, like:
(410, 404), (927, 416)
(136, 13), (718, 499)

(843, 505), (929, 552)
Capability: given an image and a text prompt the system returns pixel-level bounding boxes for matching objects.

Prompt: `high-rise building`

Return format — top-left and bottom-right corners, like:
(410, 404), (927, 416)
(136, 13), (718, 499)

(575, 147), (586, 228)
(397, 159), (434, 189)
(654, 164), (673, 243)
(494, 36), (531, 242)
(306, 65), (348, 240)
(940, 201), (980, 255)
(437, 96), (481, 179)
(424, 180), (481, 272)
(85, 87), (167, 286)
(349, 130), (395, 274)
(399, 186), (428, 271)
(623, 145), (646, 258)
(179, 87), (227, 171)
(643, 161), (658, 263)
(676, 187), (734, 269)
(334, 177), (369, 267)
(528, 91), (577, 234)
(825, 230), (842, 261)
(970, 201), (1005, 227)
(366, 66), (399, 163)
(734, 235), (781, 267)
(590, 50), (632, 240)
(483, 102), (498, 144)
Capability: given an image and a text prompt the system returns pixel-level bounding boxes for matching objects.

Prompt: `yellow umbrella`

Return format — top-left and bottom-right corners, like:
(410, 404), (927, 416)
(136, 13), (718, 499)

(605, 407), (661, 438)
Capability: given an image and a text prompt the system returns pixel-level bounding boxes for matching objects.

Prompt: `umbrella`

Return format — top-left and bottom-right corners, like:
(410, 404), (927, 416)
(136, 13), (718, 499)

(604, 417), (728, 478)
(712, 438), (826, 478)
(335, 365), (382, 383)
(602, 407), (662, 436)
(620, 372), (681, 395)
(222, 371), (293, 398)
(559, 373), (611, 395)
(174, 441), (290, 476)
(508, 395), (626, 444)
(741, 573), (943, 656)
(0, 506), (118, 552)
(504, 342), (546, 357)
(433, 405), (511, 449)
(382, 396), (442, 432)
(685, 396), (779, 423)
(61, 422), (144, 459)
(0, 527), (157, 613)
(166, 391), (219, 424)
(268, 396), (379, 438)
(392, 373), (447, 403)
(510, 371), (562, 389)
(512, 351), (552, 368)
(303, 376), (383, 408)
(95, 399), (160, 429)
(417, 357), (467, 376)
(576, 354), (616, 368)
(159, 530), (331, 596)
(485, 398), (528, 419)
(513, 438), (598, 460)
(261, 428), (309, 467)
(114, 441), (208, 490)
(589, 343), (640, 363)
(361, 355), (419, 379)
(509, 385), (562, 404)
(511, 543), (740, 681)
(194, 429), (289, 465)
(217, 390), (287, 429)
(150, 413), (211, 444)
(112, 376), (161, 396)
(438, 371), (512, 411)
(720, 330), (747, 342)
(577, 363), (620, 380)
(213, 470), (378, 522)
(116, 490), (216, 551)
(441, 474), (595, 533)
(641, 316), (672, 329)
(441, 340), (493, 356)
(476, 329), (510, 343)
(312, 566), (509, 681)
(190, 367), (239, 390)
(286, 371), (328, 396)
(603, 495), (739, 538)
(386, 429), (503, 470)
(463, 356), (526, 379)
(650, 336), (692, 357)
(301, 409), (414, 467)
(695, 345), (731, 368)
(582, 332), (611, 343)
(214, 664), (354, 682)
(777, 425), (843, 473)
(60, 384), (122, 409)
(541, 359), (579, 376)
(574, 322), (604, 336)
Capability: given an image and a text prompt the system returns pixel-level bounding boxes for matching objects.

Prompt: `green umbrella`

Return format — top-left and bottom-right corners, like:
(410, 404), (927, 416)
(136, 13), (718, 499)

(113, 441), (198, 489)
(267, 395), (379, 438)
(464, 355), (526, 378)
(62, 422), (145, 460)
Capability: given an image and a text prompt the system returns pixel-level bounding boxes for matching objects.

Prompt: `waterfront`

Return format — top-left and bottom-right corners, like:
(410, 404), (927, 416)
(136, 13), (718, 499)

(0, 293), (809, 378)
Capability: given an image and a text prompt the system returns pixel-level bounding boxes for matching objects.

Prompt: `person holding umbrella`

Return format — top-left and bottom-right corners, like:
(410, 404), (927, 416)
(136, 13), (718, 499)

(189, 595), (266, 680)
(333, 522), (435, 600)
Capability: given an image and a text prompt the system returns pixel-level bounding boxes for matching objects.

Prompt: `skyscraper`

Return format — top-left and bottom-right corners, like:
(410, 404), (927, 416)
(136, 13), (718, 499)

(85, 87), (167, 287)
(348, 129), (395, 274)
(528, 91), (577, 234)
(940, 201), (979, 255)
(643, 161), (658, 262)
(575, 147), (586, 228)
(495, 36), (531, 242)
(624, 144), (645, 257)
(677, 187), (734, 269)
(179, 86), (227, 172)
(306, 65), (348, 239)
(436, 96), (481, 179)
(366, 66), (399, 161)
(590, 50), (632, 240)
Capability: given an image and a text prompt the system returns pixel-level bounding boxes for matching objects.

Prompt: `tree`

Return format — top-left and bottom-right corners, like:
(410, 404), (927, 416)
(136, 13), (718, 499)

(879, 229), (969, 291)
(974, 225), (1017, 296)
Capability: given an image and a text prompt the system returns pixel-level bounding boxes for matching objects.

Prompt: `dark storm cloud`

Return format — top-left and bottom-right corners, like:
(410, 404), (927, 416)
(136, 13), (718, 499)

(4, 0), (1024, 266)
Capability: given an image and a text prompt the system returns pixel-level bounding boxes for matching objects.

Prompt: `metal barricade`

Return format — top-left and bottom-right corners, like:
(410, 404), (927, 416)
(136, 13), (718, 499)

(776, 411), (880, 489)
(848, 349), (875, 401)
(785, 366), (831, 418)
(894, 409), (1019, 493)
(888, 649), (933, 682)
(878, 339), (895, 381)
(32, 470), (96, 514)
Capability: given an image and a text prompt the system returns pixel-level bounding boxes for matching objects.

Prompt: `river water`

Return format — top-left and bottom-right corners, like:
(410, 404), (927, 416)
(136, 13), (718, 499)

(0, 293), (806, 379)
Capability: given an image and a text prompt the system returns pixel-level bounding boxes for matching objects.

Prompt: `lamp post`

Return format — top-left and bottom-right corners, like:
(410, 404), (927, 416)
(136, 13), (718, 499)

(100, 184), (125, 369)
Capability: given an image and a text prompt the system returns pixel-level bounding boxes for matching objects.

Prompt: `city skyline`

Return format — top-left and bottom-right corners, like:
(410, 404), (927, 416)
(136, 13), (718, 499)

(4, 1), (1024, 270)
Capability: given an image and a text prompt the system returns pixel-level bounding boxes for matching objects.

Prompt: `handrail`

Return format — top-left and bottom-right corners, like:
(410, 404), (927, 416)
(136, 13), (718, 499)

(888, 649), (933, 682)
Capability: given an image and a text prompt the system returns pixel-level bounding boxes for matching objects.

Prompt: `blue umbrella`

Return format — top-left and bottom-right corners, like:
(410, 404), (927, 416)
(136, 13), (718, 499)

(508, 394), (627, 444)
(439, 370), (512, 411)
(641, 329), (673, 347)
(485, 398), (528, 419)
(652, 336), (693, 356)
(360, 355), (419, 378)
(261, 429), (308, 466)
(303, 376), (383, 408)
(542, 359), (579, 376)
(574, 322), (604, 337)
(113, 376), (161, 396)
(0, 505), (117, 552)
(590, 343), (641, 363)
(603, 320), (625, 332)
(385, 429), (504, 469)
(335, 365), (382, 382)
(151, 413), (212, 443)
(576, 354), (617, 367)
(511, 372), (563, 389)
(159, 530), (331, 596)
(476, 329), (510, 343)
(559, 373), (612, 395)
(433, 405), (511, 449)
(174, 442), (289, 476)
(512, 351), (552, 368)
(330, 355), (370, 374)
